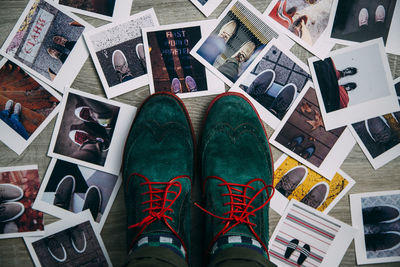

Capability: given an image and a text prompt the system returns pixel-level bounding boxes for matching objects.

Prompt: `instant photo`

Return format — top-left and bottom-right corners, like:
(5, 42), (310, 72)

(48, 87), (136, 175)
(264, 0), (335, 58)
(191, 0), (291, 86)
(0, 165), (44, 239)
(189, 0), (224, 17)
(270, 81), (356, 179)
(0, 59), (61, 155)
(350, 190), (400, 264)
(143, 21), (225, 98)
(309, 39), (398, 130)
(57, 0), (133, 21)
(269, 200), (356, 267)
(84, 9), (159, 98)
(230, 39), (311, 129)
(0, 0), (92, 92)
(24, 210), (112, 266)
(33, 159), (121, 231)
(270, 154), (355, 215)
(349, 74), (400, 169)
(328, 0), (400, 55)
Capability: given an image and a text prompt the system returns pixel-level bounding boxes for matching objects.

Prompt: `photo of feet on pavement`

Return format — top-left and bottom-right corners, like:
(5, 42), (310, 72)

(0, 0), (400, 266)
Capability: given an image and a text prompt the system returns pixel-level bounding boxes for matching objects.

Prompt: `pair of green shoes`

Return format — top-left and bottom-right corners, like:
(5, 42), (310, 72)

(122, 91), (274, 263)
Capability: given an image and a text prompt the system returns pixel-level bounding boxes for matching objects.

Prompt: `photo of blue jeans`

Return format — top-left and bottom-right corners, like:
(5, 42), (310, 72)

(0, 109), (29, 140)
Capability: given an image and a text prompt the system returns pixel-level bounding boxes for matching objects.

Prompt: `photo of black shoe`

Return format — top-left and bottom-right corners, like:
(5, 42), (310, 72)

(299, 145), (315, 159)
(339, 67), (357, 77)
(365, 116), (391, 143)
(365, 232), (400, 252)
(362, 205), (400, 224)
(300, 182), (329, 209)
(342, 82), (357, 91)
(246, 69), (275, 96)
(69, 226), (87, 254)
(53, 175), (76, 210)
(45, 236), (67, 262)
(284, 238), (299, 258)
(0, 202), (25, 223)
(82, 185), (102, 221)
(297, 243), (311, 265)
(269, 83), (297, 116)
(0, 183), (24, 203)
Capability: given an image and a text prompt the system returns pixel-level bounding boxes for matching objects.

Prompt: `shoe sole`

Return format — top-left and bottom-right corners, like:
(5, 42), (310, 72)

(83, 185), (102, 220)
(202, 92), (275, 187)
(1, 183), (24, 202)
(54, 175), (76, 210)
(1, 202), (25, 222)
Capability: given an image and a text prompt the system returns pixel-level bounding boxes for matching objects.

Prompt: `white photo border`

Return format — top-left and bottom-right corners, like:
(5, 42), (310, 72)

(189, 0), (224, 17)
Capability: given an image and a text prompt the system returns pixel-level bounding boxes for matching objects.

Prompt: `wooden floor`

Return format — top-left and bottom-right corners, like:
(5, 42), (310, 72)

(0, 0), (399, 266)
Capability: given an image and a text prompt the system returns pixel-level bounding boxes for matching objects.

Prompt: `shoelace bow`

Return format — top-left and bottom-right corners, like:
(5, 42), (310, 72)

(195, 176), (274, 259)
(127, 173), (189, 256)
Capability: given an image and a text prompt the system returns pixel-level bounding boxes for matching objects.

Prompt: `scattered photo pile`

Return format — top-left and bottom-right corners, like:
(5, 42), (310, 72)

(0, 0), (93, 92)
(0, 165), (44, 239)
(0, 0), (400, 265)
(350, 190), (400, 265)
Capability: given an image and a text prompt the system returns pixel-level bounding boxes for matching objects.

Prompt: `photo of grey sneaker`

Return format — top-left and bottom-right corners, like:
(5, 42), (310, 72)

(45, 236), (67, 262)
(270, 83), (297, 115)
(171, 78), (182, 94)
(53, 175), (76, 210)
(375, 5), (385, 23)
(362, 205), (400, 224)
(82, 185), (102, 221)
(366, 116), (391, 143)
(0, 202), (25, 223)
(359, 8), (369, 27)
(300, 182), (329, 209)
(0, 183), (24, 202)
(275, 166), (308, 197)
(246, 69), (276, 96)
(69, 227), (87, 253)
(136, 43), (146, 69)
(112, 50), (133, 83)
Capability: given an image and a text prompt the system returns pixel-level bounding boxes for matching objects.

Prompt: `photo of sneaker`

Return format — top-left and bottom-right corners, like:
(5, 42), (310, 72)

(4, 99), (13, 114)
(365, 116), (391, 143)
(45, 236), (67, 262)
(0, 202), (25, 223)
(218, 20), (237, 42)
(171, 78), (182, 94)
(136, 43), (146, 69)
(270, 83), (297, 115)
(246, 69), (275, 96)
(0, 183), (24, 202)
(74, 106), (112, 128)
(82, 185), (102, 221)
(359, 8), (369, 27)
(365, 231), (400, 252)
(232, 41), (256, 63)
(275, 166), (308, 197)
(69, 122), (110, 152)
(112, 50), (133, 83)
(362, 205), (400, 224)
(185, 76), (197, 92)
(53, 175), (76, 210)
(300, 182), (329, 208)
(69, 227), (87, 254)
(299, 145), (315, 159)
(375, 5), (385, 23)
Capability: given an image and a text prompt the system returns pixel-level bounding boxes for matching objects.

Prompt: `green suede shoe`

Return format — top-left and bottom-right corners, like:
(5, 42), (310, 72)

(197, 92), (274, 259)
(122, 92), (194, 262)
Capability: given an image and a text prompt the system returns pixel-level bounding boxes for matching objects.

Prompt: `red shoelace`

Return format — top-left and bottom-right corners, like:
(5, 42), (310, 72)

(195, 175), (275, 259)
(126, 173), (190, 259)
